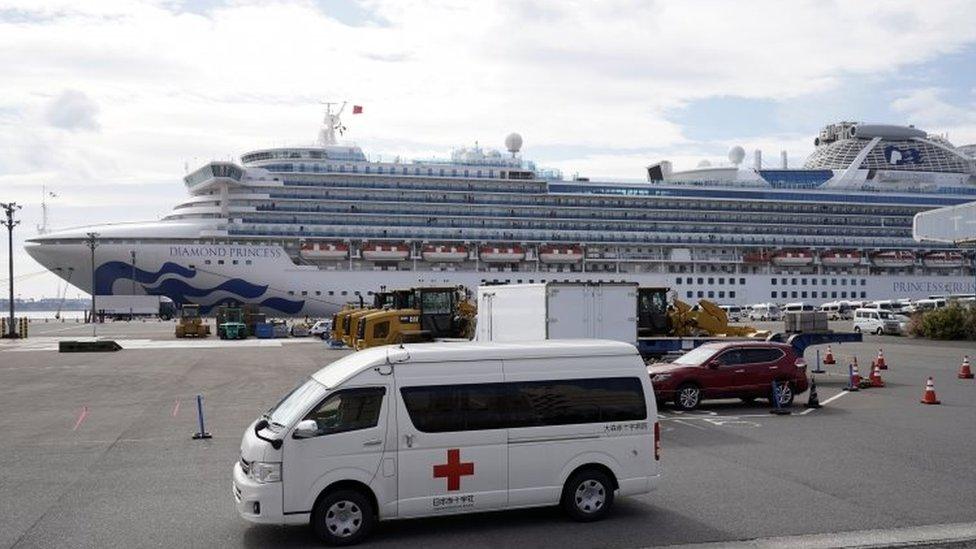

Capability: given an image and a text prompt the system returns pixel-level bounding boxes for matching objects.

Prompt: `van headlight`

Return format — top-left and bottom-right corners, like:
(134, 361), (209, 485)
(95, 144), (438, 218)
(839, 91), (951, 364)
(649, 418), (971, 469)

(248, 461), (282, 483)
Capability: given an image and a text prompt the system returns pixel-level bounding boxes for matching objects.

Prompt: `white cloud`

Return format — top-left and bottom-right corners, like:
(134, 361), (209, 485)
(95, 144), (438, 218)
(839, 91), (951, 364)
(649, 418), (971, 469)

(44, 89), (100, 131)
(890, 87), (976, 144)
(2, 0), (976, 296)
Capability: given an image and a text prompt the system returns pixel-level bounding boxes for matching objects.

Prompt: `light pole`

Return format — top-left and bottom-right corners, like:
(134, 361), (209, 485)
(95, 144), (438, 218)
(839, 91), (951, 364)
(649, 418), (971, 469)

(85, 232), (99, 337)
(2, 202), (21, 338)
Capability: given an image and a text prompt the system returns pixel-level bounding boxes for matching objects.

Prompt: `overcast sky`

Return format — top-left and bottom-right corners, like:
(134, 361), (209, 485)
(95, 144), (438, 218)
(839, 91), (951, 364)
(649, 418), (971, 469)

(3, 0), (976, 299)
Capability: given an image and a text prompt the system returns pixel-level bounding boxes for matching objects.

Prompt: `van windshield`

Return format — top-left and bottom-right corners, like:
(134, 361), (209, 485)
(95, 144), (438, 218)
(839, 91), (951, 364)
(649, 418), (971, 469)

(266, 378), (328, 429)
(673, 346), (720, 365)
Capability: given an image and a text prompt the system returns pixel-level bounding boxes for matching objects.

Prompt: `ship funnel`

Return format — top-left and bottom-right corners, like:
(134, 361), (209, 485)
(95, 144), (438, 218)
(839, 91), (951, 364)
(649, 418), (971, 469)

(781, 150), (788, 169)
(754, 149), (762, 170)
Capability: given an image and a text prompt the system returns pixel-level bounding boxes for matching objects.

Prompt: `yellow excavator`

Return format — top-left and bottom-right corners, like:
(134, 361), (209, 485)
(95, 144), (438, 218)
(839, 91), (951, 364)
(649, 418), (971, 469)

(331, 292), (397, 346)
(354, 286), (476, 350)
(638, 287), (768, 338)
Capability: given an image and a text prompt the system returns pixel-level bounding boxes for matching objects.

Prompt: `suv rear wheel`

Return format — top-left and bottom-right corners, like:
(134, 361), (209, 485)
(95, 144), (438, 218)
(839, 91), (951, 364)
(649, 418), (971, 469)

(675, 383), (702, 411)
(561, 469), (615, 522)
(769, 381), (794, 407)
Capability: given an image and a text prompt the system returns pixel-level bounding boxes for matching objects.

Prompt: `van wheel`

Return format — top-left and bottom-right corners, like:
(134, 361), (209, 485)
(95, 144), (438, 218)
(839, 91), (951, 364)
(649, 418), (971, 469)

(313, 489), (374, 546)
(674, 383), (701, 411)
(875, 327), (884, 335)
(853, 326), (861, 333)
(561, 469), (615, 522)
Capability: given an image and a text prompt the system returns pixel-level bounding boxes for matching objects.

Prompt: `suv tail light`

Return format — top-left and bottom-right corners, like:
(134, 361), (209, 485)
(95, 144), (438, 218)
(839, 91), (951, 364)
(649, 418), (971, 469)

(654, 421), (661, 461)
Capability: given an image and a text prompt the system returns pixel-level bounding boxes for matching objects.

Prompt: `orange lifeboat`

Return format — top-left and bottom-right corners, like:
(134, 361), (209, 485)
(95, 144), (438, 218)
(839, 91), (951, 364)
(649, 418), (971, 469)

(479, 245), (526, 263)
(361, 243), (410, 262)
(742, 251), (770, 264)
(922, 251), (964, 268)
(871, 250), (915, 268)
(299, 242), (349, 260)
(821, 250), (862, 267)
(422, 244), (469, 262)
(538, 245), (584, 264)
(771, 250), (814, 267)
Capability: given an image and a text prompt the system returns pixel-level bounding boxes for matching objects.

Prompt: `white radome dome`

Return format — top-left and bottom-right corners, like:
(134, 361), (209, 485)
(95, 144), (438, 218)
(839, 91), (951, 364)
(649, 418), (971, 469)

(728, 146), (746, 165)
(697, 159), (712, 168)
(505, 132), (523, 153)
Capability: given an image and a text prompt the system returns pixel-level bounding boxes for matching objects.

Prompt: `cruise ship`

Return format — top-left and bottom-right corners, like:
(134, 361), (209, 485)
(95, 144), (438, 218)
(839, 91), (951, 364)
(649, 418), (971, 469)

(26, 107), (976, 316)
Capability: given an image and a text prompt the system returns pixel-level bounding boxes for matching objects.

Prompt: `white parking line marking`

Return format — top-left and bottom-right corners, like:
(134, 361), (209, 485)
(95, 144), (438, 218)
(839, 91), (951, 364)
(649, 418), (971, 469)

(799, 390), (852, 415)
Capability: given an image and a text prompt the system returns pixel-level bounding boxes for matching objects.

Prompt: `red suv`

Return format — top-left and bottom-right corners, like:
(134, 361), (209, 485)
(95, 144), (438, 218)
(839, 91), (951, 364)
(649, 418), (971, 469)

(647, 341), (808, 410)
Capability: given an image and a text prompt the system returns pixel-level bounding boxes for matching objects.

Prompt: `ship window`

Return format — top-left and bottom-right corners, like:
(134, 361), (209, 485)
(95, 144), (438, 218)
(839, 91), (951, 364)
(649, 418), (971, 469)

(708, 278), (714, 285)
(697, 291), (704, 298)
(687, 291), (693, 298)
(341, 291), (347, 296)
(676, 277), (682, 284)
(831, 279), (837, 285)
(850, 279), (857, 286)
(730, 291), (736, 298)
(771, 291), (777, 298)
(719, 278), (725, 285)
(315, 291), (321, 296)
(217, 260), (224, 265)
(812, 279), (817, 286)
(791, 291), (798, 298)
(781, 278), (787, 285)
(791, 278), (797, 285)
(861, 279), (866, 286)
(841, 279), (847, 286)
(801, 278), (807, 285)
(288, 291), (295, 295)
(246, 260), (252, 265)
(205, 260), (211, 265)
(707, 291), (714, 298)
(301, 291), (308, 296)
(861, 291), (866, 298)
(821, 279), (827, 285)
(718, 291), (725, 298)
(841, 291), (847, 298)
(328, 291), (334, 296)
(232, 260), (238, 265)
(189, 265), (195, 269)
(801, 292), (807, 298)
(831, 292), (837, 298)
(354, 291), (361, 295)
(697, 277), (703, 285)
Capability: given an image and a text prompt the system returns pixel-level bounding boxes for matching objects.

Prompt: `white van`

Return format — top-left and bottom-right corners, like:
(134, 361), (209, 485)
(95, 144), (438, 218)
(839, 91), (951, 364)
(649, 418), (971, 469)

(718, 305), (743, 322)
(233, 340), (660, 545)
(783, 302), (815, 313)
(853, 308), (909, 335)
(818, 301), (852, 320)
(748, 303), (782, 321)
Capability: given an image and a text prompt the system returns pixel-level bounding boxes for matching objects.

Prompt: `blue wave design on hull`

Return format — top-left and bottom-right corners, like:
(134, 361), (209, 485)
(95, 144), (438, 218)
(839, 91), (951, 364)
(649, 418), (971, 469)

(259, 297), (306, 315)
(95, 261), (197, 295)
(145, 278), (269, 301)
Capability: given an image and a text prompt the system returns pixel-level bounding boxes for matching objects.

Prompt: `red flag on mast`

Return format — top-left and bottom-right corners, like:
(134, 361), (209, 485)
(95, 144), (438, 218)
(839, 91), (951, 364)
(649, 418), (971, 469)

(352, 105), (363, 114)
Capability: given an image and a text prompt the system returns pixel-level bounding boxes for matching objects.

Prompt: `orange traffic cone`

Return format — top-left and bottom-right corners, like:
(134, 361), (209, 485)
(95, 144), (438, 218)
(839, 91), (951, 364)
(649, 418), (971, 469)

(869, 363), (885, 388)
(876, 348), (887, 370)
(958, 355), (974, 379)
(851, 357), (862, 387)
(920, 377), (941, 405)
(824, 345), (836, 365)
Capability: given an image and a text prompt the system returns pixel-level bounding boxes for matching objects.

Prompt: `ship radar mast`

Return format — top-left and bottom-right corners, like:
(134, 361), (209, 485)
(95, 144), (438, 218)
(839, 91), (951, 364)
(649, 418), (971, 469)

(317, 101), (347, 146)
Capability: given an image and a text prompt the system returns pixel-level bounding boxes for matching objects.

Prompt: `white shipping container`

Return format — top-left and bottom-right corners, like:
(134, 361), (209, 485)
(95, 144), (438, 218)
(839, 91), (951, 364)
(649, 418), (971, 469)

(476, 282), (638, 343)
(93, 295), (169, 316)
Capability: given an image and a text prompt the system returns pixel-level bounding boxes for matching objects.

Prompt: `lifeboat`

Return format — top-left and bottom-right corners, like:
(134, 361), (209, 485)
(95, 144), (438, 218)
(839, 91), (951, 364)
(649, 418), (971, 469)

(538, 245), (584, 264)
(871, 250), (916, 268)
(479, 245), (526, 263)
(422, 244), (469, 262)
(770, 250), (814, 267)
(922, 251), (964, 268)
(299, 242), (348, 260)
(742, 251), (770, 264)
(361, 243), (410, 262)
(821, 250), (862, 267)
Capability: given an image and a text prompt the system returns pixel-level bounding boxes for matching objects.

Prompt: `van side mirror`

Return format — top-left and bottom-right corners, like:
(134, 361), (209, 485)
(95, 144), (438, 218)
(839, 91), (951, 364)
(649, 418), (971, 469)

(292, 419), (319, 439)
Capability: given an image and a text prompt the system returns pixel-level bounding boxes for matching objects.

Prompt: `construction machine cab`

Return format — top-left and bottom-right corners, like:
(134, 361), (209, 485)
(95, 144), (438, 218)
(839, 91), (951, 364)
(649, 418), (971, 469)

(638, 287), (672, 337)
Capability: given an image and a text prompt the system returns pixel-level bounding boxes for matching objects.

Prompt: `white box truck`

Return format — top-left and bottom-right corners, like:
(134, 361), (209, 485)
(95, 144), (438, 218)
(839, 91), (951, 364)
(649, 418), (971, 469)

(476, 282), (637, 343)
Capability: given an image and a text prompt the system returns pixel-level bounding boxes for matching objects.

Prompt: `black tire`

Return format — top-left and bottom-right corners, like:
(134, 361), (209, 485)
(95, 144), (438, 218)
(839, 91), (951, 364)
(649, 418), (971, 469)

(561, 469), (615, 522)
(853, 326), (861, 333)
(875, 327), (884, 335)
(312, 489), (375, 546)
(674, 383), (702, 411)
(768, 381), (794, 407)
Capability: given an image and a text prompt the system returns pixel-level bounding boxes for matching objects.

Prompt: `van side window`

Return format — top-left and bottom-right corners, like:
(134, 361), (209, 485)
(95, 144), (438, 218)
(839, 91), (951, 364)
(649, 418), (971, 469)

(400, 378), (646, 433)
(302, 387), (385, 437)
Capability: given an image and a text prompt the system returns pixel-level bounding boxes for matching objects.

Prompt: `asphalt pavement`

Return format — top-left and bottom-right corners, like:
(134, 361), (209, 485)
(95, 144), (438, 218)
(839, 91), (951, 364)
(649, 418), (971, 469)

(1, 321), (975, 548)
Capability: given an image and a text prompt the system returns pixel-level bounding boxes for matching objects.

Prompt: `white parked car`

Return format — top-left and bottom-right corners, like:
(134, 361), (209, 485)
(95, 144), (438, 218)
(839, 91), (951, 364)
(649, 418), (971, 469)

(719, 305), (743, 322)
(233, 340), (661, 545)
(309, 320), (332, 339)
(748, 303), (782, 321)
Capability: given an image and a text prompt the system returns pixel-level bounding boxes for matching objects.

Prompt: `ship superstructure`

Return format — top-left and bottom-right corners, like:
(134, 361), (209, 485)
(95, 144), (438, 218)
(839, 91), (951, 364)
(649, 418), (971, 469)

(26, 108), (976, 316)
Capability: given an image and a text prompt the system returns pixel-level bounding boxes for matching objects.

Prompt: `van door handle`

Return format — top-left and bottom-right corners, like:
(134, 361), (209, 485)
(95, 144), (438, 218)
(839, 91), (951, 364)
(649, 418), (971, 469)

(363, 439), (382, 447)
(404, 434), (414, 448)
